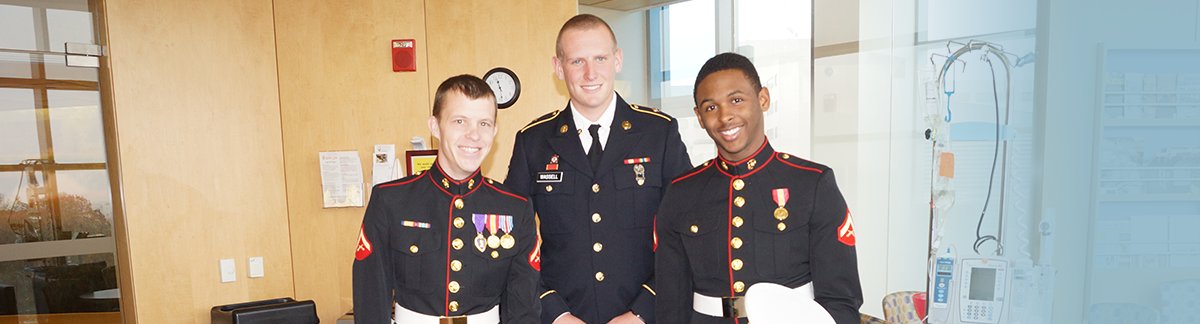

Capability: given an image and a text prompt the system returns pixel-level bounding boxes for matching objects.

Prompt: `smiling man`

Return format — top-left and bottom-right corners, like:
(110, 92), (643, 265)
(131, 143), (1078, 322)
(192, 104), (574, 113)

(655, 53), (863, 324)
(354, 75), (540, 324)
(506, 14), (691, 324)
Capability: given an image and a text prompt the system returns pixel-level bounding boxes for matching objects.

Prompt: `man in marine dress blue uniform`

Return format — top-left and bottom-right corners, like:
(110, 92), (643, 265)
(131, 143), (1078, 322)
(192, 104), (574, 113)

(505, 14), (691, 324)
(655, 53), (863, 324)
(354, 75), (541, 324)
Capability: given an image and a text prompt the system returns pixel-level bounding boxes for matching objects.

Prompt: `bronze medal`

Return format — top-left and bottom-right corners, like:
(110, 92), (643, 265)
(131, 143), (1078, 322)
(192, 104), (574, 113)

(487, 234), (501, 249)
(774, 206), (789, 221)
(501, 234), (515, 249)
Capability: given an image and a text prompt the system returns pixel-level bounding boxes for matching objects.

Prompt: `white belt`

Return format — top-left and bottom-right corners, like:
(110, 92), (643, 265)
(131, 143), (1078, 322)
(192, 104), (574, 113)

(393, 303), (499, 324)
(693, 282), (816, 319)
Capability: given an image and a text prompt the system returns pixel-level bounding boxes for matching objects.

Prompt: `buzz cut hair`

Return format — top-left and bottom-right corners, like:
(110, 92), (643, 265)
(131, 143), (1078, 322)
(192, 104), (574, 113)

(432, 74), (496, 119)
(555, 14), (618, 58)
(693, 52), (763, 100)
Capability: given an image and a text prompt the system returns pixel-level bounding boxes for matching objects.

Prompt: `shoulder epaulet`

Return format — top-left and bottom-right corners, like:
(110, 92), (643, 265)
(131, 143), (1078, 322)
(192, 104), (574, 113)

(630, 104), (671, 121)
(774, 152), (824, 173)
(520, 110), (561, 133)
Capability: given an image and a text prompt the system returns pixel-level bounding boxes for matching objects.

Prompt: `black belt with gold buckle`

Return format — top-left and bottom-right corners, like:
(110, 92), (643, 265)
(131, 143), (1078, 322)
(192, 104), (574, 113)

(439, 315), (468, 324)
(721, 296), (747, 318)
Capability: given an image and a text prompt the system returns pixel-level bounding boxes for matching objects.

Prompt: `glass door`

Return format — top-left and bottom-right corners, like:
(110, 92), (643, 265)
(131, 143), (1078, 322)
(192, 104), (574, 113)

(1, 0), (120, 320)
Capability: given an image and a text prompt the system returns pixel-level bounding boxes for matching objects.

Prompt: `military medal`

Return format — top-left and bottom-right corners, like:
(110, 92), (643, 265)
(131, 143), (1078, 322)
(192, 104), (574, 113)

(547, 155), (559, 170)
(634, 163), (646, 186)
(500, 215), (515, 249)
(472, 214), (487, 252)
(772, 188), (789, 221)
(486, 214), (501, 249)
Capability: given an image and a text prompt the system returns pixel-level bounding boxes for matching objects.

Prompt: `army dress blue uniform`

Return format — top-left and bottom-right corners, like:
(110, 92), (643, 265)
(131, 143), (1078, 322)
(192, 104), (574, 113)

(655, 140), (863, 324)
(505, 94), (691, 324)
(353, 161), (541, 324)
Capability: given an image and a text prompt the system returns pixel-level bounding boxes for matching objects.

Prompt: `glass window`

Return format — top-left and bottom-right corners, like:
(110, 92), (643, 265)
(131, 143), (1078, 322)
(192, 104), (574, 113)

(0, 0), (119, 318)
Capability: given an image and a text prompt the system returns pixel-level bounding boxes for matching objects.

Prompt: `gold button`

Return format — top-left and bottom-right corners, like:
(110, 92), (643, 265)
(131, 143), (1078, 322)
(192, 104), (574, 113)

(491, 250), (499, 258)
(734, 281), (745, 293)
(409, 245), (419, 253)
(622, 121), (631, 130)
(487, 178), (494, 184)
(453, 217), (464, 228)
(747, 159), (757, 170)
(592, 184), (600, 193)
(732, 216), (744, 228)
(593, 242), (603, 252)
(448, 281), (460, 293)
(452, 238), (464, 250)
(778, 222), (787, 231)
(703, 161), (711, 166)
(733, 179), (745, 191)
(592, 213), (602, 223)
(690, 225), (698, 233)
(731, 237), (743, 249)
(449, 301), (459, 312)
(731, 259), (743, 271)
(451, 260), (462, 271)
(782, 153), (790, 159)
(454, 198), (464, 209)
(546, 185), (553, 192)
(595, 272), (605, 281)
(442, 178), (450, 188)
(734, 197), (745, 207)
(560, 125), (569, 133)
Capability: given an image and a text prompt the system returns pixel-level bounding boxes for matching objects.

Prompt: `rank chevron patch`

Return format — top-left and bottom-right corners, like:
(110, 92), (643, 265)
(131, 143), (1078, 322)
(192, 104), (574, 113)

(355, 224), (373, 260)
(838, 208), (856, 246)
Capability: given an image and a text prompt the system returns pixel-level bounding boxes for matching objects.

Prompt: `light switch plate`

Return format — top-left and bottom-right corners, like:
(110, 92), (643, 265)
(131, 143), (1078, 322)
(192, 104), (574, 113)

(220, 259), (236, 283)
(248, 257), (264, 278)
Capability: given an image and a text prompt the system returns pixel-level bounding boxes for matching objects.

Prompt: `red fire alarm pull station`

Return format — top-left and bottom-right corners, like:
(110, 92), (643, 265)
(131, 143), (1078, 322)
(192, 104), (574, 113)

(392, 39), (416, 72)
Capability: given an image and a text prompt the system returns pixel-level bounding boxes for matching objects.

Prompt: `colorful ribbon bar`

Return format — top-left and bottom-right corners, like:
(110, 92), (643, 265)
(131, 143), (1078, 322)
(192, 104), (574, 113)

(401, 220), (430, 228)
(623, 157), (651, 164)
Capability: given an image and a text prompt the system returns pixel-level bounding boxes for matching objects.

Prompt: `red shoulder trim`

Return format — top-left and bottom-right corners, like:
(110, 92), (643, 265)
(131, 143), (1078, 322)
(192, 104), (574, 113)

(775, 154), (823, 173)
(379, 172), (426, 188)
(484, 180), (528, 202)
(671, 160), (715, 184)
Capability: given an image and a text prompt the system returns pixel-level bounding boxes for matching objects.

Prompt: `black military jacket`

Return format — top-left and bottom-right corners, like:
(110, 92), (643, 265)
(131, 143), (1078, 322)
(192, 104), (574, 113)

(505, 94), (692, 324)
(655, 140), (863, 324)
(353, 161), (540, 324)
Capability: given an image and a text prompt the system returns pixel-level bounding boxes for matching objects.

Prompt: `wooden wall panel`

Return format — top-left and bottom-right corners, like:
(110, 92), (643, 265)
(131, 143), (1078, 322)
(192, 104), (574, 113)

(101, 0), (295, 323)
(424, 0), (577, 181)
(273, 0), (432, 322)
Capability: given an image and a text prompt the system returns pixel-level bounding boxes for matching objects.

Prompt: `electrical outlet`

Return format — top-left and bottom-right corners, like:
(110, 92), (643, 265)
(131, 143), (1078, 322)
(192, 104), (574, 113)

(220, 259), (236, 283)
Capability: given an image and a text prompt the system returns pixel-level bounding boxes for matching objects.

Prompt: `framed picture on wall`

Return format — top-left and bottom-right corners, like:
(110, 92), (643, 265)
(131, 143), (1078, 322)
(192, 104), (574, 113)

(405, 150), (438, 176)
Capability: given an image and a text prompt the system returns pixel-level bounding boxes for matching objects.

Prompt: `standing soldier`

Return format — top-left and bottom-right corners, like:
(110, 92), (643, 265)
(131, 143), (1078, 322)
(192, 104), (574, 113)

(505, 14), (691, 324)
(354, 75), (541, 324)
(655, 53), (862, 324)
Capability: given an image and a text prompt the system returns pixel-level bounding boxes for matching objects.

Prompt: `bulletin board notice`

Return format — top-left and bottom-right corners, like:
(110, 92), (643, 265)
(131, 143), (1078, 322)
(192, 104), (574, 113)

(319, 151), (364, 208)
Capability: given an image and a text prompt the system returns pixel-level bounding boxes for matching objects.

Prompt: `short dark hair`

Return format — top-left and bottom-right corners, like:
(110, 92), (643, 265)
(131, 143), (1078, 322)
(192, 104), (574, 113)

(556, 14), (618, 58)
(693, 52), (762, 100)
(432, 74), (496, 119)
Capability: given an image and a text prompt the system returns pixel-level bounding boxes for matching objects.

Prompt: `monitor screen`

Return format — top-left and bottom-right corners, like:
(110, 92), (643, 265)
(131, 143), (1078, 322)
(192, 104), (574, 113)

(968, 268), (996, 301)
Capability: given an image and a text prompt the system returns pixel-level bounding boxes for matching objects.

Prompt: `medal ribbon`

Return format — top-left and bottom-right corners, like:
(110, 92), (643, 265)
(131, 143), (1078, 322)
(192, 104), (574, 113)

(472, 214), (486, 234)
(772, 188), (789, 207)
(487, 214), (499, 235)
(503, 216), (513, 233)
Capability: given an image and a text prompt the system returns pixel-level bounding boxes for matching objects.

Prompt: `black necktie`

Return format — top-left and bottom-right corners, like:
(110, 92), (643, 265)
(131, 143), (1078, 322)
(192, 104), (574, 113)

(588, 124), (603, 172)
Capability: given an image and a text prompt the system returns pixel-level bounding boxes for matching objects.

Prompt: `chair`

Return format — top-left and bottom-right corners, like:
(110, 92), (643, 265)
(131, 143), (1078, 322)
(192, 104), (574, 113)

(1088, 303), (1160, 324)
(861, 313), (893, 324)
(1162, 279), (1200, 324)
(882, 291), (923, 324)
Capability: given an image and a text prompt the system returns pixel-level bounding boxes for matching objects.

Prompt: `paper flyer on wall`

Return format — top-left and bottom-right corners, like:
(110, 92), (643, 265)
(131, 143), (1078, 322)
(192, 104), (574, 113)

(319, 151), (364, 208)
(372, 144), (399, 186)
